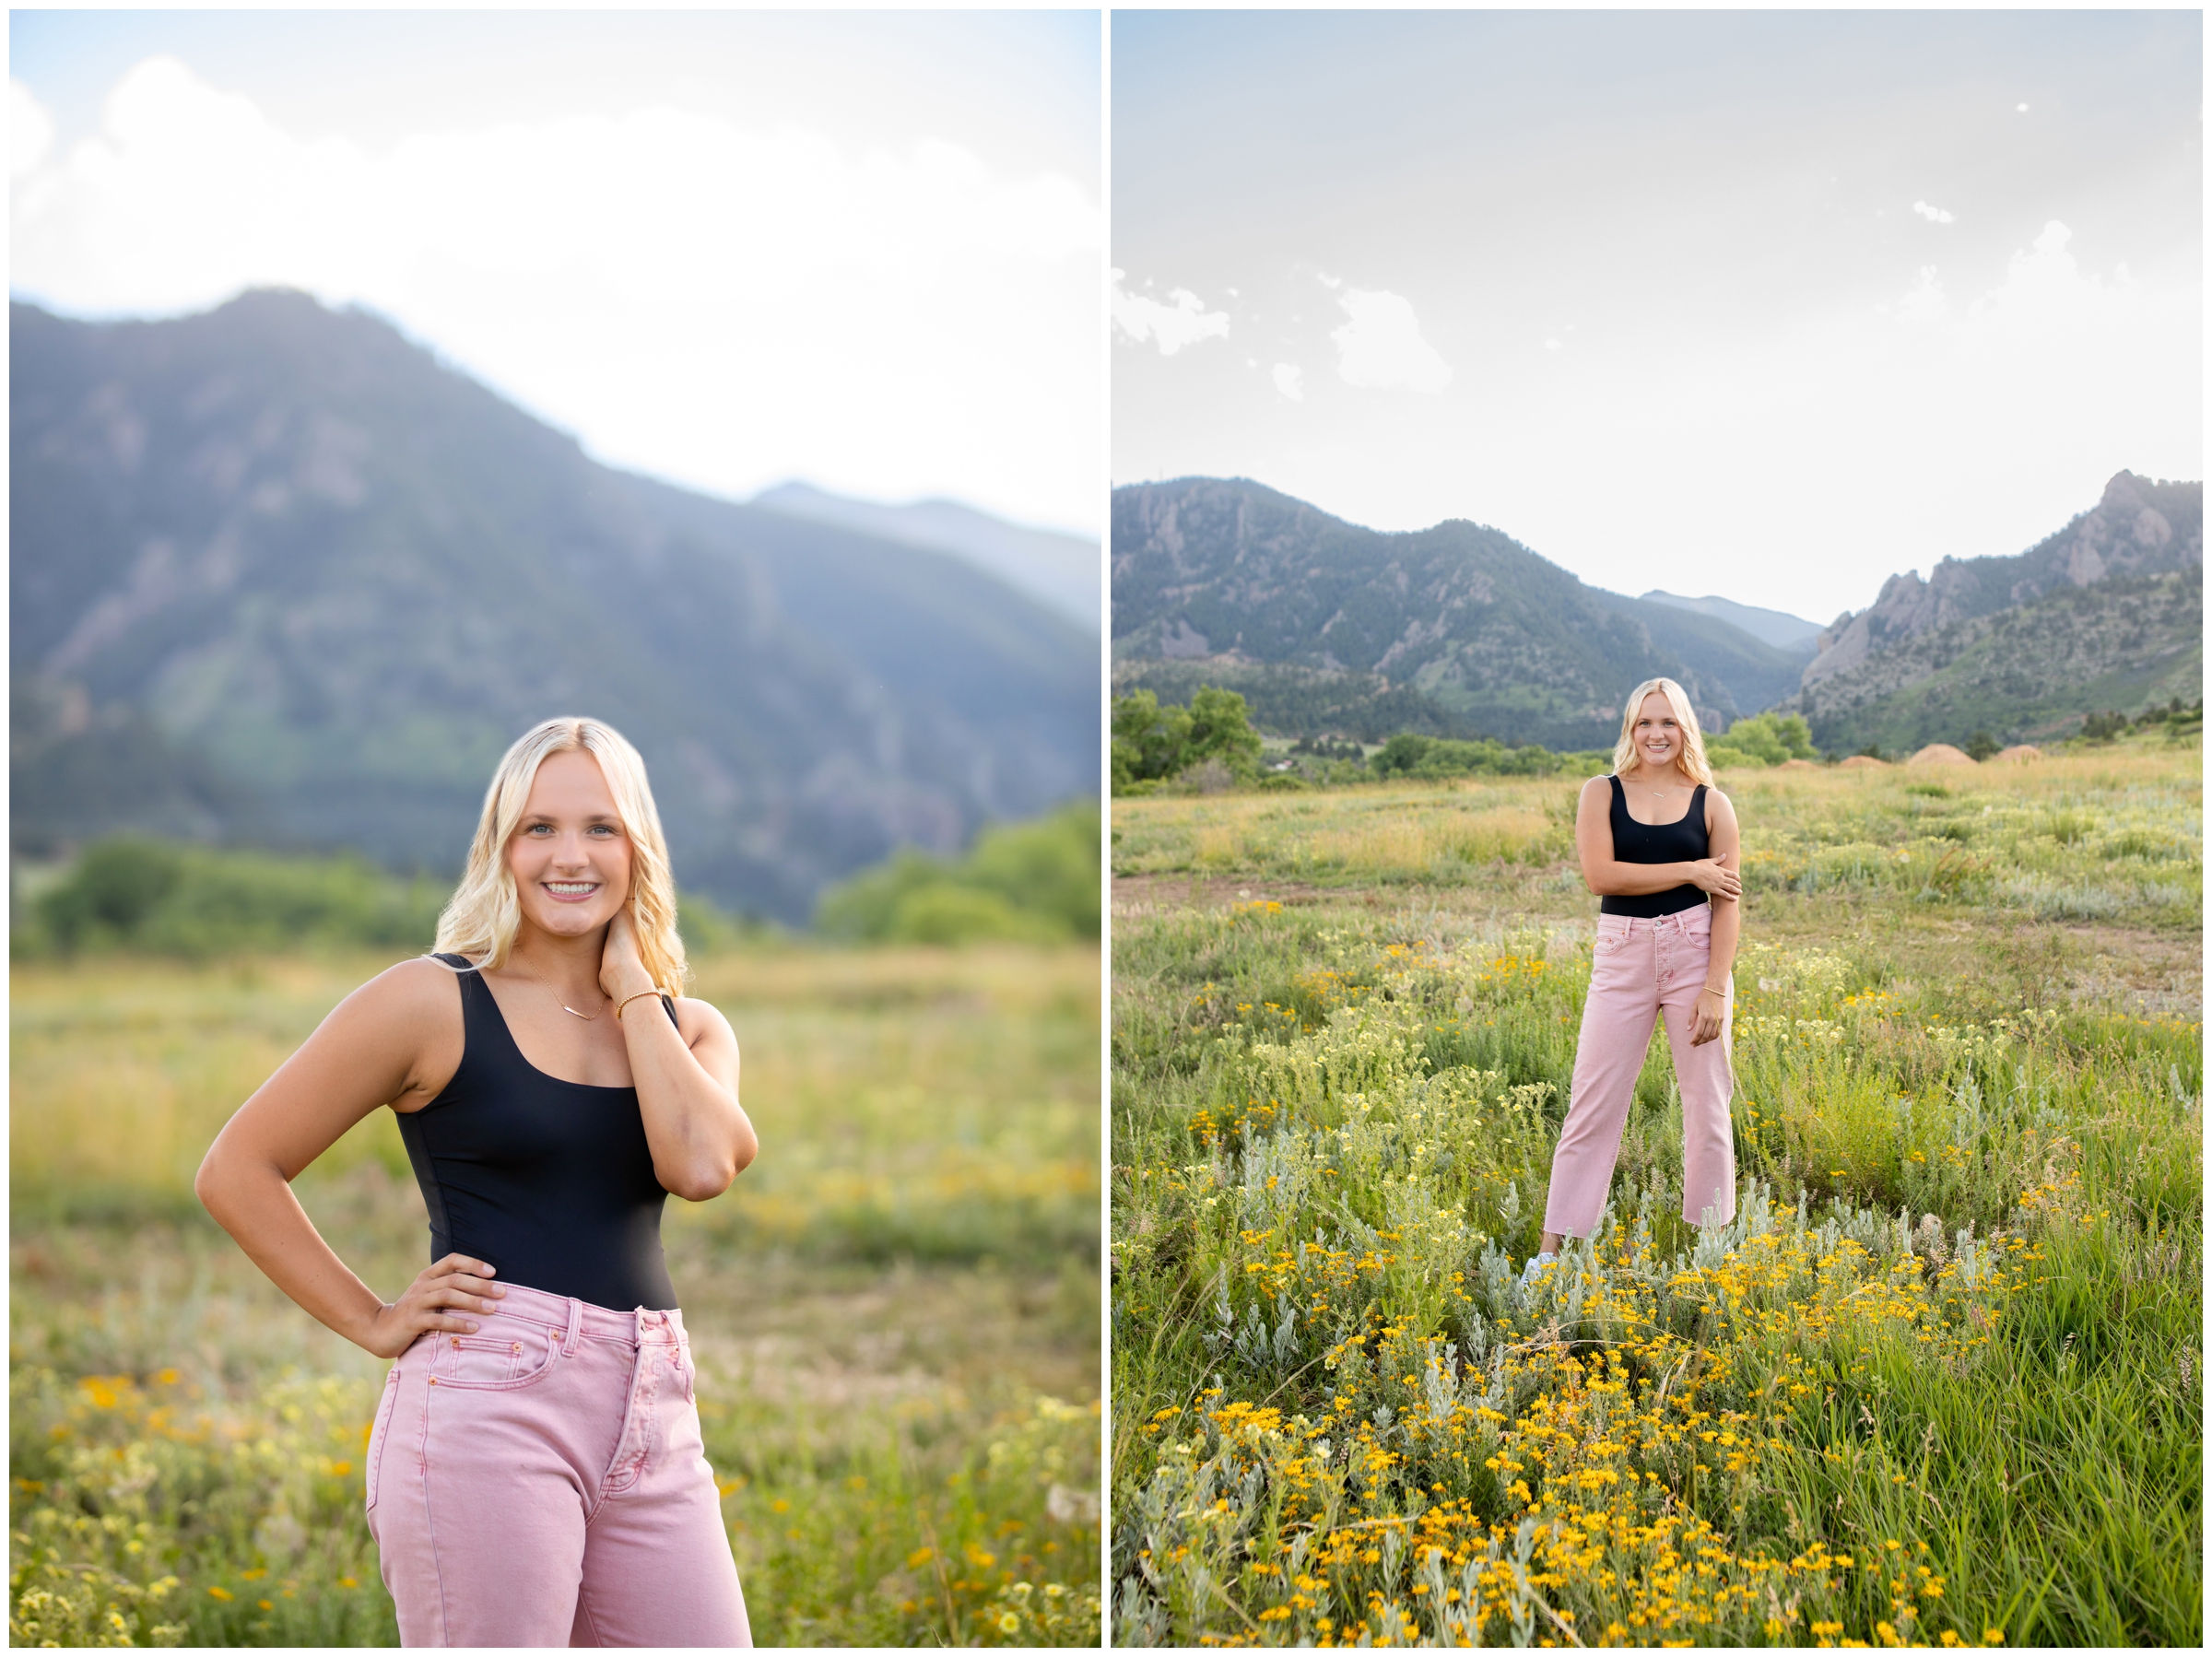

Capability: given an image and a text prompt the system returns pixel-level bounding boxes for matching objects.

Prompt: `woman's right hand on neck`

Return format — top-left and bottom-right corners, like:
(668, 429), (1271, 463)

(359, 1255), (508, 1357)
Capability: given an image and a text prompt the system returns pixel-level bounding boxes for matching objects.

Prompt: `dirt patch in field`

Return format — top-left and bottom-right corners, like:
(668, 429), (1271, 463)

(1111, 873), (1333, 913)
(1112, 867), (1590, 923)
(2050, 923), (2203, 1017)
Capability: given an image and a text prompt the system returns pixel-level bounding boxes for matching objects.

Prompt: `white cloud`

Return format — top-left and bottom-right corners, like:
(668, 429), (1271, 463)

(1966, 221), (2132, 331)
(1330, 287), (1453, 394)
(1272, 362), (1304, 402)
(1545, 337), (1562, 351)
(9, 79), (54, 182)
(1316, 271), (1342, 290)
(1912, 200), (1955, 224)
(11, 55), (1101, 532)
(1884, 221), (2143, 338)
(1111, 269), (1230, 355)
(2016, 103), (2030, 113)
(1887, 264), (1948, 323)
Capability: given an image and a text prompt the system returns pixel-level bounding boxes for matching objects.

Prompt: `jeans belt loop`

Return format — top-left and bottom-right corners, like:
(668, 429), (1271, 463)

(560, 1297), (583, 1357)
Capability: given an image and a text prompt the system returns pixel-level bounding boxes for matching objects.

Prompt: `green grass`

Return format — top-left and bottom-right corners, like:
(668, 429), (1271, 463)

(1110, 742), (2200, 1647)
(11, 942), (1102, 1646)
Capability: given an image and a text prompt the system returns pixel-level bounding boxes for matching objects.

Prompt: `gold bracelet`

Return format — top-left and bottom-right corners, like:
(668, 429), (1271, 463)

(613, 989), (663, 1021)
(1700, 986), (1727, 997)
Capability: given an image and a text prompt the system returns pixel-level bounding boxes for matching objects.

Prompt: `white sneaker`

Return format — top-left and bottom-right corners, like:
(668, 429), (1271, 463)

(1519, 1251), (1558, 1286)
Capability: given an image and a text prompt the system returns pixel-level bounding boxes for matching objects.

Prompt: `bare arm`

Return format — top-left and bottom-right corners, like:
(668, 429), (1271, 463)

(1574, 776), (1743, 900)
(601, 914), (759, 1202)
(1691, 790), (1744, 1045)
(194, 958), (507, 1357)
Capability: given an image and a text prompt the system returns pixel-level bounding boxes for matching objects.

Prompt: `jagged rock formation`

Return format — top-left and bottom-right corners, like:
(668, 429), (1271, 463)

(1803, 473), (2202, 688)
(1796, 570), (2201, 754)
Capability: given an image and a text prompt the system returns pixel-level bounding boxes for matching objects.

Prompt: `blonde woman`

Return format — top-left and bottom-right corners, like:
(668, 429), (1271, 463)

(196, 718), (758, 1646)
(1524, 679), (1743, 1283)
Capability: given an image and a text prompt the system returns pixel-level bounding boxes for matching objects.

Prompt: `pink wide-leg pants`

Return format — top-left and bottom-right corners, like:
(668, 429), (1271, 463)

(365, 1281), (751, 1647)
(1543, 904), (1736, 1239)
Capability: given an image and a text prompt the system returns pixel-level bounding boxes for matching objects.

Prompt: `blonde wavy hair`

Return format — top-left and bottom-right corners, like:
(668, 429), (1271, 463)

(432, 718), (689, 993)
(1611, 677), (1715, 788)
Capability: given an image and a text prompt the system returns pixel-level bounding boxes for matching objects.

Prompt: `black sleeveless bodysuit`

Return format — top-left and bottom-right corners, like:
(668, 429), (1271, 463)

(395, 955), (678, 1310)
(1599, 775), (1711, 919)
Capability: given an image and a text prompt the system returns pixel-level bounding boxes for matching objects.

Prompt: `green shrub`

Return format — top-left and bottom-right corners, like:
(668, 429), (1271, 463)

(1112, 687), (1264, 791)
(26, 840), (446, 958)
(1369, 734), (1571, 780)
(1707, 711), (1818, 768)
(813, 802), (1100, 945)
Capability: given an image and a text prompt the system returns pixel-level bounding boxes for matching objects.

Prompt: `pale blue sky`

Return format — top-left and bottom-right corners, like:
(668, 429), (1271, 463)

(1113, 10), (2202, 622)
(13, 9), (1104, 535)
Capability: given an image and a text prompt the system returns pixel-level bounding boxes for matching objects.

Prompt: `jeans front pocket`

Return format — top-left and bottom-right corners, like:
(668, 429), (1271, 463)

(364, 1363), (404, 1511)
(429, 1324), (559, 1391)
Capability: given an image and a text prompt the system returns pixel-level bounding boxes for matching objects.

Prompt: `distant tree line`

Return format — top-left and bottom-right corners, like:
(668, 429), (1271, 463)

(1109, 686), (2212, 797)
(812, 801), (1100, 946)
(2080, 698), (2203, 742)
(17, 838), (746, 959)
(1111, 662), (1481, 742)
(16, 839), (454, 958)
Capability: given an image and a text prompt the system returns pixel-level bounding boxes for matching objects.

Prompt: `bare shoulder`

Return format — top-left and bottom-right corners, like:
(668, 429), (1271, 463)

(1704, 785), (1740, 828)
(340, 954), (467, 1028)
(1580, 773), (1615, 800)
(670, 993), (736, 1049)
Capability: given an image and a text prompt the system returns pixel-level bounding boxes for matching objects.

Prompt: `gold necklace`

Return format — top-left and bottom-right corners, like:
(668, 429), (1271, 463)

(511, 970), (605, 1020)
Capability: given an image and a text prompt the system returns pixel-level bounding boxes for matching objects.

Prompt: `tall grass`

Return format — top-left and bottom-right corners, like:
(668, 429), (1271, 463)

(1111, 746), (2200, 1647)
(12, 942), (1102, 1646)
(1112, 744), (2201, 931)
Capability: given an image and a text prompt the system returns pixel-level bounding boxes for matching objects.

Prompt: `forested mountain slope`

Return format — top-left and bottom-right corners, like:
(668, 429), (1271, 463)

(1794, 472), (2202, 749)
(12, 291), (1097, 920)
(1111, 476), (1806, 748)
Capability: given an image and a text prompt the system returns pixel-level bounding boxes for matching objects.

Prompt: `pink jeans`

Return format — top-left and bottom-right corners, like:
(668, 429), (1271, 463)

(365, 1282), (750, 1647)
(1543, 905), (1735, 1239)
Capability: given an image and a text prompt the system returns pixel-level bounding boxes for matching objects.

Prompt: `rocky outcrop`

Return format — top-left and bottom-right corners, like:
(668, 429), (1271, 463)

(1803, 472), (2202, 688)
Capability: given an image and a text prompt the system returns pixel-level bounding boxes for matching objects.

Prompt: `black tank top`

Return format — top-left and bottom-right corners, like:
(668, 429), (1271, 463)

(394, 954), (678, 1310)
(1599, 775), (1711, 919)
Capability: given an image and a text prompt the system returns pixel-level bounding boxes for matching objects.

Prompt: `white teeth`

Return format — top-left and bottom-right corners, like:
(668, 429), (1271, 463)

(546, 883), (596, 894)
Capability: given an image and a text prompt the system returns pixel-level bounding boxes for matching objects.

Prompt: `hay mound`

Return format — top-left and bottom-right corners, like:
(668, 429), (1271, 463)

(1908, 743), (1976, 767)
(1992, 744), (2043, 763)
(1836, 754), (1890, 770)
(1776, 758), (1819, 770)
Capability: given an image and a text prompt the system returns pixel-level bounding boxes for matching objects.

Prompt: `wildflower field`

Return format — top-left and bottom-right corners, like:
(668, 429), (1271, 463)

(11, 941), (1102, 1646)
(1111, 740), (2201, 1647)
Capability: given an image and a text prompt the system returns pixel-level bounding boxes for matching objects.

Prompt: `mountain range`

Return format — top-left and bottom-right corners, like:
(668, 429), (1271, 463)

(1112, 477), (1811, 748)
(1640, 591), (1822, 652)
(1791, 471), (2202, 750)
(11, 290), (1098, 922)
(1112, 474), (2201, 754)
(751, 481), (1100, 629)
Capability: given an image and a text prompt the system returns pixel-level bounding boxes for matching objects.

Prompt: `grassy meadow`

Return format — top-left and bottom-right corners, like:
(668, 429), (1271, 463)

(11, 941), (1101, 1647)
(1111, 739), (2201, 1647)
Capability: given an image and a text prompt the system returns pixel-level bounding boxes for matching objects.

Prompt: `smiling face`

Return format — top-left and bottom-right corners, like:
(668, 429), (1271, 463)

(1630, 691), (1686, 776)
(505, 747), (633, 942)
